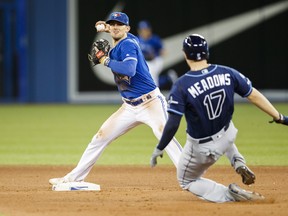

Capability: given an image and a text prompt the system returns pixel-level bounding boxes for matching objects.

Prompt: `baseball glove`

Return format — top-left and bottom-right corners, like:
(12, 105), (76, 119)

(88, 38), (110, 66)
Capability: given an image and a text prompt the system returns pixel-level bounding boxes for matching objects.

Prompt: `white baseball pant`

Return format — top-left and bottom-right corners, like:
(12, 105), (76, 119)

(64, 88), (183, 181)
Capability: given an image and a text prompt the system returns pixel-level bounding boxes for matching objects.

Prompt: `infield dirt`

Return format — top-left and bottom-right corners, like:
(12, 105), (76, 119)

(0, 165), (287, 216)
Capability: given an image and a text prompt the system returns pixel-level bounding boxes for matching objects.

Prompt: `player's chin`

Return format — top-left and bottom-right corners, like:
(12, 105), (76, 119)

(112, 33), (123, 40)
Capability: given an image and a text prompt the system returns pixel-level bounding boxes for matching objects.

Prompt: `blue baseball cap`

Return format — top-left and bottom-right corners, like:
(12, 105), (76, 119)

(138, 20), (151, 29)
(106, 12), (129, 25)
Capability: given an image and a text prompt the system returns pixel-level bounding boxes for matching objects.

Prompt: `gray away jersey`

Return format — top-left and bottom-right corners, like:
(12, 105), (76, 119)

(167, 64), (252, 138)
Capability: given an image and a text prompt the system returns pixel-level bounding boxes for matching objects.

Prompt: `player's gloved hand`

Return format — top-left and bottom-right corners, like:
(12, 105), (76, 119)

(150, 147), (164, 167)
(269, 113), (288, 126)
(88, 39), (110, 66)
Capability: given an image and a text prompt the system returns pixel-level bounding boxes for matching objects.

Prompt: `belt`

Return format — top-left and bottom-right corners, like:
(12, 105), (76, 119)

(198, 122), (230, 144)
(124, 94), (152, 106)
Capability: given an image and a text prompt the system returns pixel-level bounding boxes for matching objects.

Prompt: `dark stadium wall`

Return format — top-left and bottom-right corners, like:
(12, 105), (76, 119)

(13, 0), (287, 102)
(76, 0), (288, 95)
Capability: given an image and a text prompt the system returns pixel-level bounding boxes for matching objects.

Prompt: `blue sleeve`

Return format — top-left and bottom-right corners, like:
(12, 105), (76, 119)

(231, 69), (253, 97)
(107, 36), (139, 77)
(156, 113), (182, 151)
(107, 59), (137, 77)
(167, 80), (186, 115)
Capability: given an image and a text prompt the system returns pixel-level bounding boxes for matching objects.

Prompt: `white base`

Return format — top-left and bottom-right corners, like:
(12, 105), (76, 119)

(52, 181), (101, 191)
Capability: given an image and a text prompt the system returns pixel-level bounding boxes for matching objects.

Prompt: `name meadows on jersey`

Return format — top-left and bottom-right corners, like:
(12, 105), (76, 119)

(188, 73), (231, 98)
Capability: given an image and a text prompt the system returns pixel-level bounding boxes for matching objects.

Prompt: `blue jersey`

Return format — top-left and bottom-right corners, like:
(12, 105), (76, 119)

(137, 34), (163, 61)
(108, 33), (156, 99)
(167, 64), (253, 138)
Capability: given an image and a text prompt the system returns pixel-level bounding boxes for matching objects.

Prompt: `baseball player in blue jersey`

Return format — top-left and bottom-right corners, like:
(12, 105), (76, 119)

(137, 20), (164, 86)
(137, 20), (178, 88)
(49, 12), (183, 186)
(150, 34), (288, 202)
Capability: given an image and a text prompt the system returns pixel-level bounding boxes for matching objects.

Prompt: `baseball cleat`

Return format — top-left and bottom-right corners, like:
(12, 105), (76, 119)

(236, 166), (255, 185)
(49, 177), (67, 185)
(228, 183), (265, 201)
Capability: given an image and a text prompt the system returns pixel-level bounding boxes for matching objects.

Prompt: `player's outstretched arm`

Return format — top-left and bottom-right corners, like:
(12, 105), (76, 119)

(247, 88), (288, 125)
(150, 113), (182, 167)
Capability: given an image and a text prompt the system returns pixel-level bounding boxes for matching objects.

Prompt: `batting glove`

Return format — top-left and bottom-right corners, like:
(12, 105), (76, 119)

(150, 147), (164, 167)
(269, 113), (288, 126)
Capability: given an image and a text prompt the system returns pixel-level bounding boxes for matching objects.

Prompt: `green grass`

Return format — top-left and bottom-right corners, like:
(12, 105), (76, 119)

(0, 103), (287, 166)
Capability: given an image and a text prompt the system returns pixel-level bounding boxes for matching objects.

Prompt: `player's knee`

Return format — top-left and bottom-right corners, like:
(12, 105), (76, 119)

(177, 177), (190, 190)
(91, 134), (100, 142)
(177, 168), (197, 189)
(154, 125), (165, 135)
(177, 172), (189, 189)
(92, 129), (108, 142)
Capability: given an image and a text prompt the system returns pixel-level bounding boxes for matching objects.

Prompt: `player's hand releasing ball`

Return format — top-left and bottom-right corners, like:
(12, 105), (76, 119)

(88, 39), (110, 66)
(95, 21), (110, 33)
(95, 24), (105, 32)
